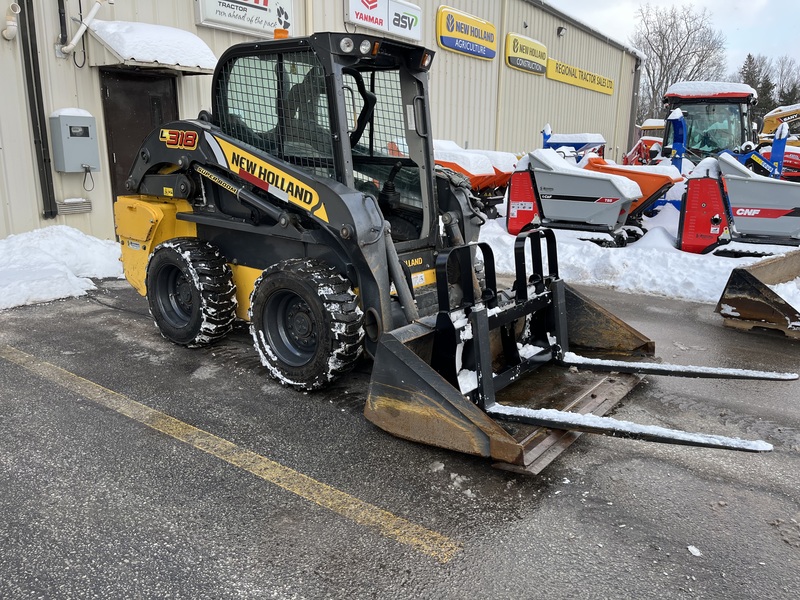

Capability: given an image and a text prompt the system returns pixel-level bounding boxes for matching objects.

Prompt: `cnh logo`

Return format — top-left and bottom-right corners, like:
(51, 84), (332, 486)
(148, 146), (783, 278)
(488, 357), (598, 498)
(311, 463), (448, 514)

(361, 0), (378, 10)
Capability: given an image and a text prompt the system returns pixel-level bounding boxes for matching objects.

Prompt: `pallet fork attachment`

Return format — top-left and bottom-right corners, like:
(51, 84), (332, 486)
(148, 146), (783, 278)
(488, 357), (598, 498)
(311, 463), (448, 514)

(365, 230), (794, 475)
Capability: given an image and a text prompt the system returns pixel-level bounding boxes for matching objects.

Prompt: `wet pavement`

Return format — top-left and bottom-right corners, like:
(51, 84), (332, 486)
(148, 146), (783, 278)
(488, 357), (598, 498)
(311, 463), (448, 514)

(1, 279), (799, 599)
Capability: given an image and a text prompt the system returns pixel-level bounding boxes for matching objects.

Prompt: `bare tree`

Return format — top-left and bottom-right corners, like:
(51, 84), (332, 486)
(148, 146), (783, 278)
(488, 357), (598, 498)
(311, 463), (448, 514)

(774, 55), (800, 106)
(631, 4), (727, 122)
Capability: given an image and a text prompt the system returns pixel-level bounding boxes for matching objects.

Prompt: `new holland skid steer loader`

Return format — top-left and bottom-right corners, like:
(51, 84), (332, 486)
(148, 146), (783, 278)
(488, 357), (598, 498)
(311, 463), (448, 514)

(115, 33), (795, 475)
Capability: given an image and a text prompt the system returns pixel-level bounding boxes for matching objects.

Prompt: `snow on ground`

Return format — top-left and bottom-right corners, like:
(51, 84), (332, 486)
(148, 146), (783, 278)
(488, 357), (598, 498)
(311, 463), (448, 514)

(0, 211), (797, 313)
(480, 204), (796, 304)
(0, 226), (122, 311)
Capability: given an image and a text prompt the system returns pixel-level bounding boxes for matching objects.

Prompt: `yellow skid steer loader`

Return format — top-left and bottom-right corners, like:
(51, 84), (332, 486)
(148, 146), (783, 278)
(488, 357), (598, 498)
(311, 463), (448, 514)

(114, 33), (795, 474)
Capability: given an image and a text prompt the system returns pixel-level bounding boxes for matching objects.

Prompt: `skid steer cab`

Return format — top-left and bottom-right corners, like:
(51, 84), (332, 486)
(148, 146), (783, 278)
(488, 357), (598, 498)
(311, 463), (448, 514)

(115, 33), (796, 475)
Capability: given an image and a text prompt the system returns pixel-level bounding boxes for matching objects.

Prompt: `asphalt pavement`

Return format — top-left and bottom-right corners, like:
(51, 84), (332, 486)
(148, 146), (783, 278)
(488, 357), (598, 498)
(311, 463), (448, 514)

(1, 279), (799, 599)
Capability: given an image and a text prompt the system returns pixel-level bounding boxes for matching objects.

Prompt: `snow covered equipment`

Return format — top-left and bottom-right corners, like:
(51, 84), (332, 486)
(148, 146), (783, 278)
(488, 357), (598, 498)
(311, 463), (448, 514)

(716, 250), (800, 339)
(582, 157), (683, 230)
(541, 124), (606, 161)
(623, 118), (665, 166)
(678, 154), (800, 254)
(506, 149), (641, 243)
(677, 158), (733, 254)
(114, 33), (794, 476)
(660, 82), (758, 163)
(718, 152), (800, 245)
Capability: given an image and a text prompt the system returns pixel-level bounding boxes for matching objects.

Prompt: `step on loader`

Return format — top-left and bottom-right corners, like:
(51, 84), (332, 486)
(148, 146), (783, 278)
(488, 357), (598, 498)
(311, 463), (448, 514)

(114, 33), (796, 475)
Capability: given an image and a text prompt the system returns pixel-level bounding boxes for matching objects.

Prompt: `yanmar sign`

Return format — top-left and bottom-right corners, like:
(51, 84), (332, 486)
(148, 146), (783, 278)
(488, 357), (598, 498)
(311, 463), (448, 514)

(345, 0), (422, 41)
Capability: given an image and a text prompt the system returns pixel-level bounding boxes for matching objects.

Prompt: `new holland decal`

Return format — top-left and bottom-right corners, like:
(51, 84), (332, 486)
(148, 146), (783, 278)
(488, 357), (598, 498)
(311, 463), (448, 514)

(214, 136), (329, 222)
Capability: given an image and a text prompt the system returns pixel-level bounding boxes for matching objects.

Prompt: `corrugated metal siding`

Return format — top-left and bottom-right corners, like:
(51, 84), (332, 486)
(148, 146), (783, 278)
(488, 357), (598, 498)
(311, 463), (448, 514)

(0, 0), (263, 239)
(311, 0), (637, 157)
(497, 1), (638, 160)
(1, 0), (639, 239)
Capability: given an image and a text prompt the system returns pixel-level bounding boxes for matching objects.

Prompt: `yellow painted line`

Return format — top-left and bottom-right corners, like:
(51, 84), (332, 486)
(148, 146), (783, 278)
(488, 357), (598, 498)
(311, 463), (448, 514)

(0, 345), (460, 563)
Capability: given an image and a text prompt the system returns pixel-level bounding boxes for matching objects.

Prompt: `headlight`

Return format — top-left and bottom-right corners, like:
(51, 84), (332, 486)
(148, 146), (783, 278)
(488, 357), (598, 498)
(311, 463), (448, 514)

(359, 39), (372, 55)
(340, 37), (354, 53)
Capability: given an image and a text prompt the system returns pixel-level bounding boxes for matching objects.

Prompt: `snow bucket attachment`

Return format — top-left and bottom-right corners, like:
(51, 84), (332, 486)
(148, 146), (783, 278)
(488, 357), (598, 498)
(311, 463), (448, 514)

(716, 249), (800, 339)
(365, 230), (790, 475)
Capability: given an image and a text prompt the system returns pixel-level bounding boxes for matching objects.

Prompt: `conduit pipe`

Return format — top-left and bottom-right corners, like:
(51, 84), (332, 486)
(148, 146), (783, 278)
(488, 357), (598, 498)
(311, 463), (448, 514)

(2, 3), (20, 41)
(60, 0), (105, 54)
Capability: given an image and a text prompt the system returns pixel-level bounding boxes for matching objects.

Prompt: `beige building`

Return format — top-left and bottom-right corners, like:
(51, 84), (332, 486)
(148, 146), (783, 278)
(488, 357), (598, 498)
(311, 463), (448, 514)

(0, 0), (641, 239)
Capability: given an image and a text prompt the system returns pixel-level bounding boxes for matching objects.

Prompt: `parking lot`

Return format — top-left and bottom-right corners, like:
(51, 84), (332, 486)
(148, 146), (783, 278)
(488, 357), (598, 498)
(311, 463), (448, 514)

(1, 279), (799, 599)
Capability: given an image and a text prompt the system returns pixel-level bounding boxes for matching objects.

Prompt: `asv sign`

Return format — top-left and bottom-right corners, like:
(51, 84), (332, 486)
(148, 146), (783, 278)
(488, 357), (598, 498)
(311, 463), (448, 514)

(392, 11), (418, 32)
(345, 0), (422, 41)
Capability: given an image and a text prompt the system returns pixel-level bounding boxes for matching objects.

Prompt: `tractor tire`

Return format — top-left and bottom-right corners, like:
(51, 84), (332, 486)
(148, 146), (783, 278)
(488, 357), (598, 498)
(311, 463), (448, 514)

(146, 238), (237, 347)
(249, 258), (364, 391)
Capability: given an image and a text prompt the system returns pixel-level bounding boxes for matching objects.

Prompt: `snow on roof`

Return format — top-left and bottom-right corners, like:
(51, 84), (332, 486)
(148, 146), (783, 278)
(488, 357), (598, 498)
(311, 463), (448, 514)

(764, 103), (800, 117)
(640, 118), (665, 128)
(664, 81), (757, 99)
(89, 20), (217, 71)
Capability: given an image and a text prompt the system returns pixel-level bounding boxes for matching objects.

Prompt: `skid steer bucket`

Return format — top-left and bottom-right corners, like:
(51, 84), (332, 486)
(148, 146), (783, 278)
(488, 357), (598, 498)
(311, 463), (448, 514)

(366, 230), (785, 475)
(716, 249), (800, 339)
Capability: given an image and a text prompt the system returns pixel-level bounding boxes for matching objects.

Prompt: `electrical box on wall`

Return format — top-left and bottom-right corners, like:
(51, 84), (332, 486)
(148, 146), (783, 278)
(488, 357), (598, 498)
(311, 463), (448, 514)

(49, 112), (101, 173)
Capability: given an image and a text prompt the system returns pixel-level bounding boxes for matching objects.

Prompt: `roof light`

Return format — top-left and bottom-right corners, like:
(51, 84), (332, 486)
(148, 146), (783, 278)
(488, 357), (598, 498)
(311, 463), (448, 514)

(359, 39), (372, 55)
(340, 37), (354, 53)
(274, 28), (289, 39)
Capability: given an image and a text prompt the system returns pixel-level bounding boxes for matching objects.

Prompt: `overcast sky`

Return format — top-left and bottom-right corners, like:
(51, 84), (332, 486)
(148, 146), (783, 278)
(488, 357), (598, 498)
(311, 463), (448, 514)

(556, 0), (796, 77)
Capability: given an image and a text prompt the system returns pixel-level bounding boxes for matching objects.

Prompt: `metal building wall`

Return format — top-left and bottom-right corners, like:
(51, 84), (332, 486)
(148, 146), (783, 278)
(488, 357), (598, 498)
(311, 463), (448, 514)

(0, 0), (259, 240)
(312, 0), (639, 158)
(496, 1), (639, 161)
(1, 0), (639, 239)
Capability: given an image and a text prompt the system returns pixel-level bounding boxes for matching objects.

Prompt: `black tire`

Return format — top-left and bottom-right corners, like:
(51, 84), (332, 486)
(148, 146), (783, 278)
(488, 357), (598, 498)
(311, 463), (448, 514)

(249, 258), (364, 391)
(146, 238), (237, 347)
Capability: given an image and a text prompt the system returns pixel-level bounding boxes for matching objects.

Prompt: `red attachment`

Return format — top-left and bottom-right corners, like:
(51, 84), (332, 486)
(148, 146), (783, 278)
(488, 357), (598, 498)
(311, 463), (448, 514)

(677, 176), (731, 254)
(506, 170), (540, 235)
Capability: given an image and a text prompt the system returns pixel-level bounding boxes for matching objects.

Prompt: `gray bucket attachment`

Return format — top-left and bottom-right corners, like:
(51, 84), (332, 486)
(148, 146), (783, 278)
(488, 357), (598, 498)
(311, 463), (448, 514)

(716, 249), (800, 339)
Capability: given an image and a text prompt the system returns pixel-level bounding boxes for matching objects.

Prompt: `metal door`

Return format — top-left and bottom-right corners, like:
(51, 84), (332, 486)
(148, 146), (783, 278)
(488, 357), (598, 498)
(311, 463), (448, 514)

(100, 70), (178, 200)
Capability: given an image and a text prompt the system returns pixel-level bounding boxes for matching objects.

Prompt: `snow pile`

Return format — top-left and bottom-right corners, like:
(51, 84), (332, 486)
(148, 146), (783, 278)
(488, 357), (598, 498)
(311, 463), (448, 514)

(479, 204), (793, 304)
(0, 226), (122, 311)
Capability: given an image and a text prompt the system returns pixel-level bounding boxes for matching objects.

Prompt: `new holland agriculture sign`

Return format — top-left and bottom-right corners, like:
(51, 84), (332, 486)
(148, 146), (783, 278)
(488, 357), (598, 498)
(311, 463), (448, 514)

(436, 6), (496, 60)
(546, 58), (615, 95)
(345, 0), (422, 42)
(505, 33), (547, 74)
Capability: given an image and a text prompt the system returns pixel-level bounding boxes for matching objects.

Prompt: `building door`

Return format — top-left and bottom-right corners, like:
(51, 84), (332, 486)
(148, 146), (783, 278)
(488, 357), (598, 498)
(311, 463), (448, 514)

(100, 70), (178, 200)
